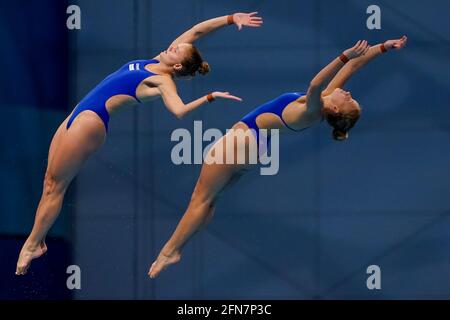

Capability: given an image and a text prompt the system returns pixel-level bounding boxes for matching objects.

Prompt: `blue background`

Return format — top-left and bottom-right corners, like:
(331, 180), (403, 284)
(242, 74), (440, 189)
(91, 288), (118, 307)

(0, 0), (449, 299)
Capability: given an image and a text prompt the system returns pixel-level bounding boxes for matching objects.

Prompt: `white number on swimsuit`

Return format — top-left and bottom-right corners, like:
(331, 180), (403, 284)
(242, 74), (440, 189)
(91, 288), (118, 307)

(128, 63), (141, 71)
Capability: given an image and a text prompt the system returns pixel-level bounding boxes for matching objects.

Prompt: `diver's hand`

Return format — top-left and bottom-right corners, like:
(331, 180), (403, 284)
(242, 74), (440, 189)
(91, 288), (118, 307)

(384, 36), (408, 51)
(211, 91), (243, 102)
(343, 40), (370, 59)
(232, 12), (263, 30)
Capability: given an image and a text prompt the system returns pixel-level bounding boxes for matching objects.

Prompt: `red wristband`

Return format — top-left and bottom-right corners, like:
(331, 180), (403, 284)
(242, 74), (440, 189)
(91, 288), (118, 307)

(380, 43), (388, 53)
(227, 15), (234, 25)
(339, 54), (350, 64)
(206, 93), (215, 103)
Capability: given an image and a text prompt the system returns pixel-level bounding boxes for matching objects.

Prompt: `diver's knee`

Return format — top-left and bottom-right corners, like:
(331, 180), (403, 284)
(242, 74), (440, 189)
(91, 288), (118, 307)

(43, 172), (66, 197)
(190, 189), (214, 208)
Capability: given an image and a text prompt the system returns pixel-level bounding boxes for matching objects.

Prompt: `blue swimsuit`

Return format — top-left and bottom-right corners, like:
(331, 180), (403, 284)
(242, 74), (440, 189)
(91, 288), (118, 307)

(240, 92), (307, 141)
(67, 59), (159, 132)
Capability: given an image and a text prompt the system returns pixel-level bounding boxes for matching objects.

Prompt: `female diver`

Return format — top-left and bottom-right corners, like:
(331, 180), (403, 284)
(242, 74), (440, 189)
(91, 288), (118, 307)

(15, 12), (263, 275)
(149, 36), (408, 278)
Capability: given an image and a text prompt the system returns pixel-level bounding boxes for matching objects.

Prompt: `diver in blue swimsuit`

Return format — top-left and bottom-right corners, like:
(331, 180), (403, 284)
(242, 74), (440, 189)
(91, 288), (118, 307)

(150, 36), (408, 278)
(67, 59), (160, 132)
(67, 59), (158, 131)
(240, 92), (307, 144)
(16, 12), (264, 276)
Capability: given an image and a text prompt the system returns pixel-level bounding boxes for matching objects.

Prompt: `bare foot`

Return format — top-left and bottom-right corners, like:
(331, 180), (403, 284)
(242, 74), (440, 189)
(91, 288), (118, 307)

(16, 240), (48, 275)
(148, 250), (181, 279)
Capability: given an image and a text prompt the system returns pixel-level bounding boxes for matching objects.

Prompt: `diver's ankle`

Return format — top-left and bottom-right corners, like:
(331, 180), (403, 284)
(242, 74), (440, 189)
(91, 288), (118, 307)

(23, 238), (42, 251)
(161, 246), (180, 257)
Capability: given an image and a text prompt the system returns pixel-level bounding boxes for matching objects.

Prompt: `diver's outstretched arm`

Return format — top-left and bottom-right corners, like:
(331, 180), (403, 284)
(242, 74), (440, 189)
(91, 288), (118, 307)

(305, 40), (370, 116)
(154, 76), (242, 119)
(323, 36), (408, 95)
(169, 12), (263, 47)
